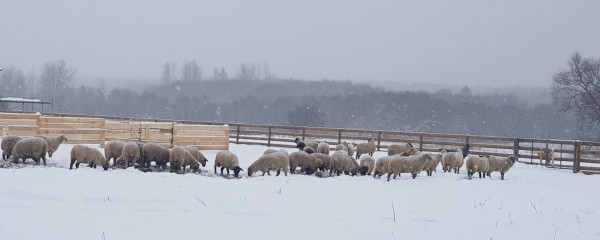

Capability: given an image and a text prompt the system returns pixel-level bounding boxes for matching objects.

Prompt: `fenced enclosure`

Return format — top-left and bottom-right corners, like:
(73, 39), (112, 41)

(0, 112), (230, 150)
(2, 111), (599, 174)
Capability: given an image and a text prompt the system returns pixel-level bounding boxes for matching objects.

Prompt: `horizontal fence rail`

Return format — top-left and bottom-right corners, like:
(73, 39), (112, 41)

(1, 111), (598, 174)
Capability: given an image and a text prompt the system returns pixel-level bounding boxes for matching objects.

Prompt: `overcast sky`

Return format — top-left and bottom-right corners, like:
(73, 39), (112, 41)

(1, 0), (599, 87)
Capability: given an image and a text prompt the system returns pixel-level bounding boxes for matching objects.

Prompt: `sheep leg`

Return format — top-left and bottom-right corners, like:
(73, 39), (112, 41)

(76, 162), (81, 169)
(48, 151), (53, 158)
(276, 169), (281, 176)
(261, 171), (266, 176)
(467, 171), (472, 180)
(411, 173), (417, 179)
(226, 168), (230, 175)
(478, 172), (482, 178)
(386, 173), (391, 182)
(69, 159), (75, 170)
(501, 173), (505, 180)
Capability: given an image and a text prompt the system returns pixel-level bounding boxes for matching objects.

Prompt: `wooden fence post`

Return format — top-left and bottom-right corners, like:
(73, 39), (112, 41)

(574, 141), (581, 173)
(268, 127), (272, 147)
(236, 125), (240, 144)
(419, 133), (423, 151)
(100, 120), (106, 148)
(338, 129), (342, 144)
(377, 131), (382, 151)
(302, 128), (306, 141)
(513, 138), (520, 159)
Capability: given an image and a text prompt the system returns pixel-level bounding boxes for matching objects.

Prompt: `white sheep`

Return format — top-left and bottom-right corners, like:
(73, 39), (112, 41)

(330, 151), (358, 176)
(312, 153), (332, 171)
(465, 155), (490, 180)
(334, 143), (348, 153)
(104, 141), (126, 166)
(359, 155), (376, 175)
(214, 150), (243, 178)
(70, 145), (109, 170)
(169, 146), (200, 174)
(116, 142), (141, 168)
(11, 137), (48, 165)
(141, 143), (170, 169)
(183, 146), (208, 167)
(2, 136), (23, 160)
(247, 152), (289, 177)
(373, 155), (394, 178)
(441, 149), (464, 174)
(356, 138), (376, 159)
(346, 142), (355, 157)
(387, 153), (432, 181)
(289, 151), (319, 174)
(34, 135), (68, 157)
(317, 142), (330, 155)
(263, 148), (289, 156)
(387, 142), (414, 156)
(422, 153), (442, 177)
(486, 155), (517, 180)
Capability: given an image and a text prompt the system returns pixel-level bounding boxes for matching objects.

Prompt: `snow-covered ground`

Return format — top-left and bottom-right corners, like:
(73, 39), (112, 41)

(1, 143), (599, 240)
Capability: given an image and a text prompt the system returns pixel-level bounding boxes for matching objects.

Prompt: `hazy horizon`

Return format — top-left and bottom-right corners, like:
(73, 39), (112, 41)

(2, 0), (599, 87)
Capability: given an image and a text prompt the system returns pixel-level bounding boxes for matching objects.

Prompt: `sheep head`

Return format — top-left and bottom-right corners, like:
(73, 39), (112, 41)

(189, 162), (200, 172)
(233, 166), (243, 178)
(294, 138), (301, 144)
(59, 135), (68, 143)
(508, 155), (517, 163)
(247, 166), (254, 177)
(296, 142), (306, 150)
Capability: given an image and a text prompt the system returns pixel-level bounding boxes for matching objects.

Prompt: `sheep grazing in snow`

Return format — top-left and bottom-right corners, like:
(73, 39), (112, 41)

(2, 136), (23, 160)
(289, 151), (319, 174)
(312, 153), (332, 171)
(116, 142), (141, 168)
(104, 141), (126, 166)
(359, 155), (376, 175)
(247, 152), (289, 177)
(334, 144), (348, 153)
(70, 145), (109, 170)
(356, 138), (376, 159)
(34, 135), (68, 157)
(387, 153), (432, 181)
(387, 142), (414, 156)
(294, 138), (319, 150)
(465, 155), (490, 180)
(183, 146), (208, 167)
(373, 155), (394, 179)
(330, 150), (358, 176)
(422, 153), (442, 177)
(317, 142), (330, 155)
(214, 150), (243, 178)
(169, 146), (200, 174)
(11, 137), (48, 165)
(442, 148), (464, 174)
(141, 143), (171, 169)
(486, 155), (517, 180)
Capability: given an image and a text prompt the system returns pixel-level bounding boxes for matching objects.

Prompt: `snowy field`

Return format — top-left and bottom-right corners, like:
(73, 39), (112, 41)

(1, 143), (599, 240)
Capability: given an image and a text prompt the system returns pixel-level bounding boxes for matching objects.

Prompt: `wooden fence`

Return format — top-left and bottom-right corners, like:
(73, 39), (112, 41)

(0, 112), (230, 150)
(3, 111), (598, 174)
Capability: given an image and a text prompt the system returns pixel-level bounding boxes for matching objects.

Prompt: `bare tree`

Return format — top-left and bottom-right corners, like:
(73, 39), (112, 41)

(39, 60), (76, 111)
(0, 66), (27, 97)
(161, 62), (174, 84)
(213, 67), (228, 81)
(552, 52), (600, 139)
(181, 60), (201, 82)
(236, 63), (258, 81)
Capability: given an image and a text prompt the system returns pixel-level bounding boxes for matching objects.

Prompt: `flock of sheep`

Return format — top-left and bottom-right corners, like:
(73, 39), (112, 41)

(0, 135), (517, 180)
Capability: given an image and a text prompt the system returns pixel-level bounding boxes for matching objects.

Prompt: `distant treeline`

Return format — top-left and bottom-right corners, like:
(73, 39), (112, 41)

(0, 62), (578, 140)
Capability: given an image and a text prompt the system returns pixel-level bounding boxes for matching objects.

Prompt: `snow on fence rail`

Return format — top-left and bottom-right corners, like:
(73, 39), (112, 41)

(2, 111), (597, 174)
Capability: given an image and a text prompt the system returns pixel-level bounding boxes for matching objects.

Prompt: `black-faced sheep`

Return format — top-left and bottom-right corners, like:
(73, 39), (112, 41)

(312, 153), (332, 171)
(2, 136), (23, 160)
(294, 138), (319, 149)
(289, 151), (319, 174)
(387, 153), (432, 181)
(104, 141), (126, 166)
(486, 155), (517, 180)
(169, 146), (200, 174)
(214, 150), (243, 178)
(387, 142), (414, 156)
(116, 142), (141, 168)
(356, 138), (376, 159)
(34, 135), (68, 157)
(141, 143), (171, 169)
(465, 155), (490, 180)
(70, 145), (109, 170)
(183, 146), (208, 167)
(11, 137), (48, 165)
(317, 142), (330, 155)
(359, 155), (375, 175)
(247, 152), (289, 177)
(330, 151), (358, 176)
